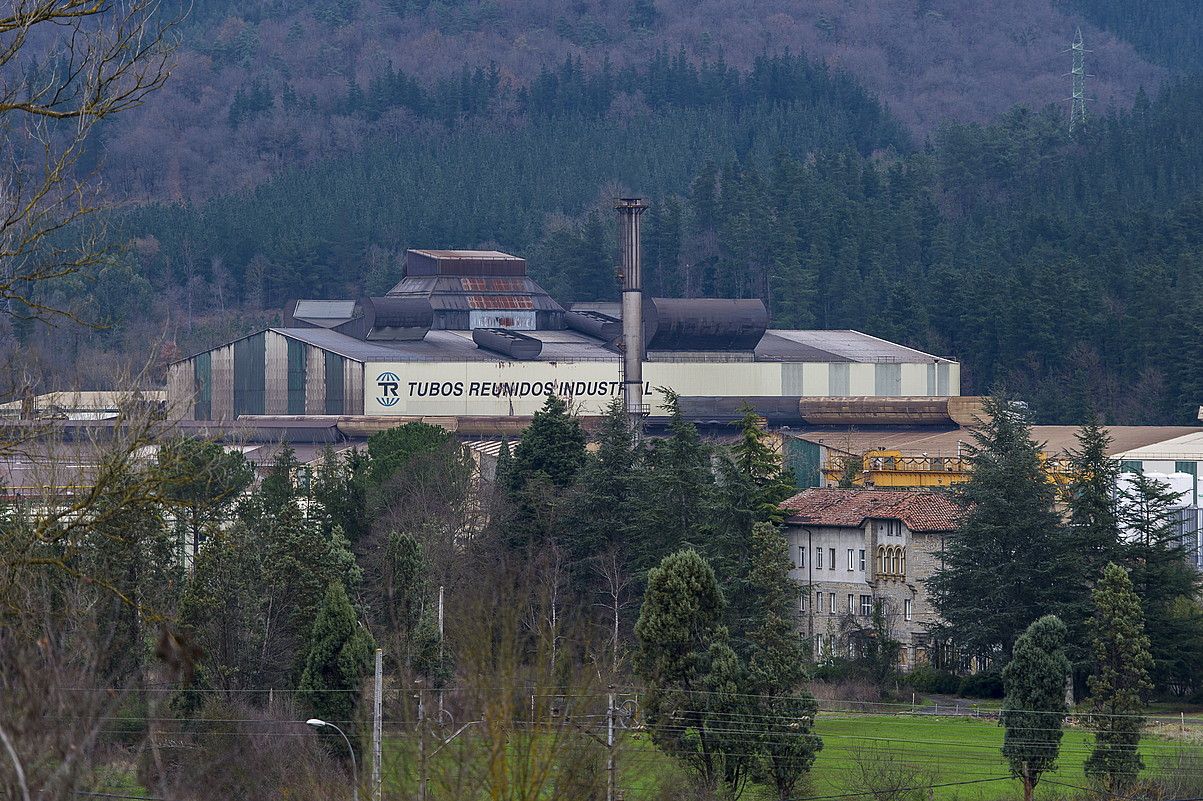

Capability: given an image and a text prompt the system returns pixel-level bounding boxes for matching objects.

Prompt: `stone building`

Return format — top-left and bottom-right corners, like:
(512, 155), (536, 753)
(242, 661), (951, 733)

(780, 488), (960, 669)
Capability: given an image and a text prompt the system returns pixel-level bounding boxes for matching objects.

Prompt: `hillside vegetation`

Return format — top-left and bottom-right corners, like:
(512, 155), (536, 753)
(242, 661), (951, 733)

(81, 76), (1203, 424)
(101, 0), (1168, 200)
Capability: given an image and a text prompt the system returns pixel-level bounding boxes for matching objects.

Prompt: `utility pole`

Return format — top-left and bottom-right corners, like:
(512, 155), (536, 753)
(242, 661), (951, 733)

(417, 688), (427, 801)
(372, 649), (382, 801)
(437, 584), (445, 722)
(1068, 26), (1089, 132)
(607, 688), (616, 801)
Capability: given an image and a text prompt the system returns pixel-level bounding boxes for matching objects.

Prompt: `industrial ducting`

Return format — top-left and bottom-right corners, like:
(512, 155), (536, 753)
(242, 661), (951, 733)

(360, 297), (433, 341)
(472, 327), (543, 360)
(643, 298), (768, 351)
(565, 309), (622, 341)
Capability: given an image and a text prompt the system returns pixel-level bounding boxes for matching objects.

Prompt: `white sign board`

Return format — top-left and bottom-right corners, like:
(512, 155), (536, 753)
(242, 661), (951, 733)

(365, 360), (784, 416)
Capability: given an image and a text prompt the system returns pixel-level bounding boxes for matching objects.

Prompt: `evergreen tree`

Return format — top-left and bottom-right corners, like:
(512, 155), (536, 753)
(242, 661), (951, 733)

(630, 392), (716, 572)
(930, 395), (1074, 663)
(312, 446), (370, 547)
(509, 393), (587, 491)
(634, 548), (730, 792)
(157, 437), (253, 555)
(1000, 615), (1071, 801)
(1118, 471), (1203, 691)
(569, 399), (636, 565)
(1084, 563), (1152, 793)
(1063, 416), (1122, 683)
(505, 394), (587, 551)
(298, 581), (375, 730)
(743, 522), (822, 801)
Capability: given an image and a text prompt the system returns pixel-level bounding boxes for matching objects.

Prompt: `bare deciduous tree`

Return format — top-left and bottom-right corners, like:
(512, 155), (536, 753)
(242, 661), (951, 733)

(0, 0), (175, 320)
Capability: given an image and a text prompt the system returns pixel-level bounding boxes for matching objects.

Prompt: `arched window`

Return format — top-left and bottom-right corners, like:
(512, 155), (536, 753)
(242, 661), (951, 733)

(892, 547), (901, 577)
(877, 546), (886, 576)
(900, 548), (907, 579)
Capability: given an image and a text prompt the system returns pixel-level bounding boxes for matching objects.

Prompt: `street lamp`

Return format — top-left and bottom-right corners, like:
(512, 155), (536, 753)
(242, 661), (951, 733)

(306, 718), (359, 801)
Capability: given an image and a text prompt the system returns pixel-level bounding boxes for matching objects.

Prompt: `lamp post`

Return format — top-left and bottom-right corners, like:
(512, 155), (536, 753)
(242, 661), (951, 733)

(307, 718), (359, 801)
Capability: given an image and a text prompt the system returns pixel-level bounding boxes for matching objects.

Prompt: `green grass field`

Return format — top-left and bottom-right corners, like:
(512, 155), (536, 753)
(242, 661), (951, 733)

(382, 713), (1203, 800)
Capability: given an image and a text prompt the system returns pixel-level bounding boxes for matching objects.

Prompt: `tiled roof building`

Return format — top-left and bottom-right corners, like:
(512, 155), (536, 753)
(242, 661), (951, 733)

(781, 488), (959, 669)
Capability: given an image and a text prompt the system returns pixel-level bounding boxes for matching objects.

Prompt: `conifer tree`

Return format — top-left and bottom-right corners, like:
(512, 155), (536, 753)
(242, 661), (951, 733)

(634, 549), (730, 791)
(1084, 563), (1152, 793)
(1118, 471), (1203, 690)
(743, 522), (823, 801)
(1063, 416), (1122, 681)
(505, 394), (587, 550)
(1001, 615), (1071, 801)
(298, 581), (375, 730)
(570, 399), (636, 565)
(930, 395), (1074, 662)
(630, 392), (716, 572)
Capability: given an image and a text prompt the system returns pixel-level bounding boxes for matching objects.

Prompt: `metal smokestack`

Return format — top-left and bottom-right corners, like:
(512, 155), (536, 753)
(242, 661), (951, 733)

(616, 197), (648, 434)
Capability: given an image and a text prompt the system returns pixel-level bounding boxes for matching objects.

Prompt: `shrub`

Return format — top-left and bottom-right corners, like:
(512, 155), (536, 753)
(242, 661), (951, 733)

(904, 665), (961, 695)
(959, 671), (1005, 699)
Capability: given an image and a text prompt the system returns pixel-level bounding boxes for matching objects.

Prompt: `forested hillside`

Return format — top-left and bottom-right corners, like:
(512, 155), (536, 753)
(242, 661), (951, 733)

(99, 0), (1168, 200)
(1059, 0), (1203, 73)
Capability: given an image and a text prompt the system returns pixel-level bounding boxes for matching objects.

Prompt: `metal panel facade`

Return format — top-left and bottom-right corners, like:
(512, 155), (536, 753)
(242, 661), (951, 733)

(211, 346), (233, 421)
(265, 331), (289, 415)
(287, 339), (307, 415)
(306, 345), (326, 414)
(325, 352), (345, 414)
(234, 333), (266, 416)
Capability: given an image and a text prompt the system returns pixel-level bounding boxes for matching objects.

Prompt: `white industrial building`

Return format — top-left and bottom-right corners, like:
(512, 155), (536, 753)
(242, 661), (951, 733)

(167, 249), (961, 423)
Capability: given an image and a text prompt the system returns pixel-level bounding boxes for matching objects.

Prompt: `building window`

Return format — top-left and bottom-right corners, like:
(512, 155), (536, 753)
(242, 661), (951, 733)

(798, 545), (806, 569)
(829, 592), (836, 614)
(860, 595), (872, 616)
(847, 549), (855, 570)
(817, 591), (824, 612)
(829, 548), (836, 570)
(892, 548), (901, 577)
(904, 599), (912, 621)
(815, 634), (824, 656)
(816, 547), (823, 569)
(847, 594), (855, 613)
(859, 549), (866, 571)
(800, 592), (806, 612)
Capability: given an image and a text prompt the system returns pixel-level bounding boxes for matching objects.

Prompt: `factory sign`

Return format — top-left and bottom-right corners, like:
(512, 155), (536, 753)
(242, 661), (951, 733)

(365, 360), (783, 416)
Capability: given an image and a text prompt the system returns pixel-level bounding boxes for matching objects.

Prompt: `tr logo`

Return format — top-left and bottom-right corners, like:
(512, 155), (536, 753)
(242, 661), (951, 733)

(376, 372), (400, 407)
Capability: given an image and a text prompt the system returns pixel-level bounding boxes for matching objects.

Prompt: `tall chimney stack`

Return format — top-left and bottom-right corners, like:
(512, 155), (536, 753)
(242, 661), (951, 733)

(616, 197), (648, 435)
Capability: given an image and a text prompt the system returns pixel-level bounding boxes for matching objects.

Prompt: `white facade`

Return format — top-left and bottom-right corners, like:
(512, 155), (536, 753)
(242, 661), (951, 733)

(362, 359), (960, 417)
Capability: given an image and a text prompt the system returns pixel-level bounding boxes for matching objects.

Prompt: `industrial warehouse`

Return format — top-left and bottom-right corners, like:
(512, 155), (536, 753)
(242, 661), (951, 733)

(168, 203), (961, 426)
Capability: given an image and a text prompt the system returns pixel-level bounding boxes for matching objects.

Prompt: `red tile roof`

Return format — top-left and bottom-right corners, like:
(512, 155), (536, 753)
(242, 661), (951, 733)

(781, 488), (961, 532)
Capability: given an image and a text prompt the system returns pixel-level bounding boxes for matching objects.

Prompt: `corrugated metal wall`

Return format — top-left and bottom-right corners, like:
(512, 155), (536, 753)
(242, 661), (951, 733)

(287, 338), (307, 415)
(344, 358), (364, 415)
(233, 333), (266, 416)
(305, 345), (327, 415)
(324, 352), (344, 414)
(264, 331), (289, 414)
(211, 345), (233, 420)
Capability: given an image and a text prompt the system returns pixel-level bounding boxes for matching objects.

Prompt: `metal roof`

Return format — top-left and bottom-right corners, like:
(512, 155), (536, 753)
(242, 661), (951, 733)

(409, 250), (518, 260)
(272, 326), (953, 366)
(763, 330), (950, 363)
(293, 300), (357, 320)
(792, 425), (1203, 459)
(1111, 430), (1203, 461)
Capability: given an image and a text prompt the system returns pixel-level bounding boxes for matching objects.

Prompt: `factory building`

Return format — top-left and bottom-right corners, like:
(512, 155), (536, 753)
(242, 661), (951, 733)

(168, 248), (961, 424)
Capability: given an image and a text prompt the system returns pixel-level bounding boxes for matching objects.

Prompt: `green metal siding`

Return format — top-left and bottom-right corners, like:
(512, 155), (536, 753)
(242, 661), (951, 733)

(287, 339), (307, 415)
(324, 351), (344, 414)
(233, 333), (266, 416)
(784, 437), (823, 488)
(193, 352), (212, 420)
